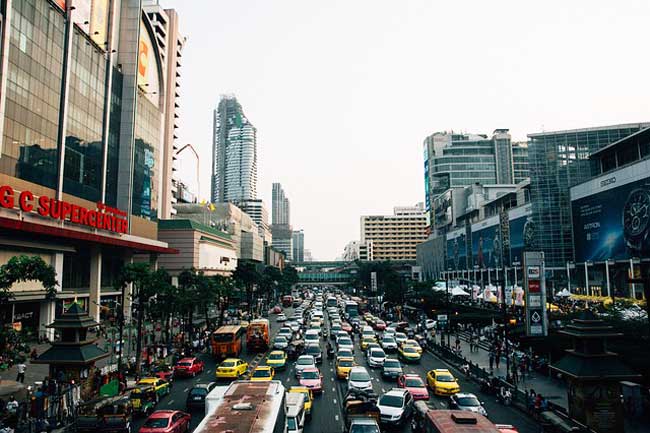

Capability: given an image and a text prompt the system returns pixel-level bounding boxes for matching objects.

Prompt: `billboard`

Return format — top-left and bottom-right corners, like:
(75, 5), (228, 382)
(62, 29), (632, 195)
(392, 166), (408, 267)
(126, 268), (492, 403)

(471, 216), (500, 269)
(434, 190), (453, 229)
(138, 19), (161, 105)
(523, 251), (548, 337)
(446, 228), (467, 270)
(572, 169), (650, 262)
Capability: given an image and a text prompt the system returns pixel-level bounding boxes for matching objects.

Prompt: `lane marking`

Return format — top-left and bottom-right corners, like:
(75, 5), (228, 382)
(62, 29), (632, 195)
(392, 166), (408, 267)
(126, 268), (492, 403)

(333, 399), (337, 404)
(335, 415), (339, 421)
(168, 400), (174, 405)
(183, 388), (189, 392)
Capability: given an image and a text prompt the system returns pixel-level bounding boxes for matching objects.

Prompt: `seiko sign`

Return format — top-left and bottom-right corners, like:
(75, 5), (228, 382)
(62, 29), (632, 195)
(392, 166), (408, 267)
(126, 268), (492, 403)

(600, 177), (616, 188)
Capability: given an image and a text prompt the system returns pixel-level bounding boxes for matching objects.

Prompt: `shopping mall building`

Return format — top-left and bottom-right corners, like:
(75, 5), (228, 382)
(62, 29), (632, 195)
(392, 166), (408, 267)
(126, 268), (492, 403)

(0, 0), (184, 337)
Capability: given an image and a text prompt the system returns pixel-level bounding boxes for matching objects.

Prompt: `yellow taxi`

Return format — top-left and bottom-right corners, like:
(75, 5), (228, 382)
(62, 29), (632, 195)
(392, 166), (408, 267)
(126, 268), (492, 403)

(136, 377), (170, 398)
(402, 339), (423, 354)
(360, 336), (377, 351)
(289, 386), (313, 418)
(250, 366), (275, 381)
(216, 358), (249, 379)
(426, 369), (460, 396)
(398, 345), (422, 363)
(335, 356), (355, 379)
(265, 350), (287, 370)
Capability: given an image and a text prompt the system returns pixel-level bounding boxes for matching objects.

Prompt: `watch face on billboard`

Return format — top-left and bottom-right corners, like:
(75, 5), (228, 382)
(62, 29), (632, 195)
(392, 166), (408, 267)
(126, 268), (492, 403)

(137, 20), (160, 105)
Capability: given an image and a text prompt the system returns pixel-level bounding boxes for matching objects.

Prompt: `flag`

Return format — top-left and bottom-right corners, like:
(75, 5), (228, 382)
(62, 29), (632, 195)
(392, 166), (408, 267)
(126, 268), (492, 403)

(209, 203), (216, 211)
(199, 199), (206, 206)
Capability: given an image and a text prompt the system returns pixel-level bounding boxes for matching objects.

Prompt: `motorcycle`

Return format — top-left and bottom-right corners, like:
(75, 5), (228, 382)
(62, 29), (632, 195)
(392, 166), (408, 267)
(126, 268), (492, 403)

(497, 386), (512, 406)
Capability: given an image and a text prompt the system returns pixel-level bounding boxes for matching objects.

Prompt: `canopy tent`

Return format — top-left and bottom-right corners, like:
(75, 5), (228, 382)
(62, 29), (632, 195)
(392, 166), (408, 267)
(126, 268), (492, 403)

(556, 289), (571, 298)
(451, 287), (470, 297)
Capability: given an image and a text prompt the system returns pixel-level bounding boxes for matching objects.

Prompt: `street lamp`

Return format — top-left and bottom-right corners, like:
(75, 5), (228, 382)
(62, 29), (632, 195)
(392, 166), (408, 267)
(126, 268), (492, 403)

(446, 268), (452, 348)
(512, 260), (521, 288)
(566, 261), (574, 294)
(584, 260), (592, 295)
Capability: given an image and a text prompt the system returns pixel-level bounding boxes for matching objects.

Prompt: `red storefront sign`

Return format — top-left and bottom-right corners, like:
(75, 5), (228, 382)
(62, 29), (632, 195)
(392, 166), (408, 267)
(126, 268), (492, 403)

(0, 185), (128, 234)
(528, 279), (541, 293)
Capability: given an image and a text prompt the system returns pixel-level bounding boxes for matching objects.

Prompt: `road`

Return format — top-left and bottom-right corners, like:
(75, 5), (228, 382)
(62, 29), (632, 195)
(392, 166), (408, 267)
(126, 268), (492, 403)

(132, 308), (540, 433)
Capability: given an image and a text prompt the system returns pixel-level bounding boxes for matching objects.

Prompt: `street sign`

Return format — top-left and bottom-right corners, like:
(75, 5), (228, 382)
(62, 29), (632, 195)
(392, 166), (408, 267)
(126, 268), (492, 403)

(370, 272), (377, 292)
(523, 251), (548, 337)
(437, 314), (448, 322)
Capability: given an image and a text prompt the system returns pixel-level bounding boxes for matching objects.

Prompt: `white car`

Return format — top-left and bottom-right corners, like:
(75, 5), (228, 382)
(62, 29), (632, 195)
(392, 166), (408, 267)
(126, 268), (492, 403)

(367, 347), (386, 368)
(276, 313), (287, 322)
(305, 329), (320, 345)
(394, 332), (407, 345)
(384, 328), (396, 337)
(295, 355), (316, 378)
(273, 335), (289, 350)
(377, 388), (413, 426)
(337, 336), (354, 352)
(347, 367), (373, 392)
(424, 319), (437, 330)
(381, 336), (398, 351)
(286, 321), (301, 333)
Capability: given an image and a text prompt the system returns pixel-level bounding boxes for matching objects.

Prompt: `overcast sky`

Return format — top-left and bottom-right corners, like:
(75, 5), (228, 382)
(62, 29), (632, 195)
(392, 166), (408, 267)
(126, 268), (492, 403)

(165, 0), (650, 260)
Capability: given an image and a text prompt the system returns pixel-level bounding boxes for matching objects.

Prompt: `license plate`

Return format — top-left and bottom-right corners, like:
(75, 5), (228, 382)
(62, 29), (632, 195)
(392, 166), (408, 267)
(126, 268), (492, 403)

(194, 396), (202, 400)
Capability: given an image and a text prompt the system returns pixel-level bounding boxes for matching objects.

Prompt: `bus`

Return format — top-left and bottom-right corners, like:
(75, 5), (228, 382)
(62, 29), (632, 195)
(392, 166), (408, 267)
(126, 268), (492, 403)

(246, 319), (270, 352)
(344, 300), (359, 319)
(414, 409), (499, 433)
(211, 325), (245, 359)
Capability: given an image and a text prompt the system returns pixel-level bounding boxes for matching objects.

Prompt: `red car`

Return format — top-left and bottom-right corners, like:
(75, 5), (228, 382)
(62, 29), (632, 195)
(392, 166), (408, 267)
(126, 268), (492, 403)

(139, 410), (191, 433)
(341, 322), (352, 333)
(173, 357), (204, 377)
(496, 425), (519, 433)
(374, 320), (386, 331)
(397, 374), (429, 400)
(298, 367), (323, 393)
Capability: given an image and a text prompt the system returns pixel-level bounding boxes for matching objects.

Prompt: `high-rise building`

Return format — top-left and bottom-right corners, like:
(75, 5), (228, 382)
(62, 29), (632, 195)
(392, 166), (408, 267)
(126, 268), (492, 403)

(211, 96), (257, 203)
(272, 183), (290, 225)
(528, 123), (650, 268)
(143, 1), (185, 219)
(292, 230), (305, 262)
(360, 204), (428, 261)
(237, 199), (272, 244)
(423, 129), (528, 225)
(342, 241), (374, 261)
(0, 0), (178, 326)
(271, 224), (293, 261)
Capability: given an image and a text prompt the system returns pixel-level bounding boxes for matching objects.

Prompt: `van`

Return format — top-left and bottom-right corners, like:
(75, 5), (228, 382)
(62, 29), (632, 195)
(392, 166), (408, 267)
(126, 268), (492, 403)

(285, 391), (306, 433)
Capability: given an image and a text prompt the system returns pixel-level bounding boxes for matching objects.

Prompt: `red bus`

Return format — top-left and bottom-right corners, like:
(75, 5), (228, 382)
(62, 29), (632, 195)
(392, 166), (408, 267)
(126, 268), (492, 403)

(211, 325), (245, 359)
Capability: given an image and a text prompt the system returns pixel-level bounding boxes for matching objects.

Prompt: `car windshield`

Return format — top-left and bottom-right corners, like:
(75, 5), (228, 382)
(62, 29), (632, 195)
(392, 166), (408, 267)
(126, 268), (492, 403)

(143, 418), (169, 428)
(384, 360), (400, 368)
(457, 396), (481, 406)
(370, 350), (385, 357)
(437, 374), (455, 382)
(177, 362), (191, 367)
(338, 350), (353, 357)
(301, 370), (319, 379)
(269, 353), (284, 360)
(306, 346), (320, 354)
(382, 337), (396, 343)
(349, 371), (370, 381)
(396, 333), (406, 339)
(379, 395), (404, 408)
(287, 417), (297, 430)
(306, 334), (318, 340)
(339, 338), (352, 345)
(220, 361), (235, 368)
(275, 336), (287, 342)
(298, 358), (314, 365)
(252, 369), (270, 377)
(405, 378), (424, 387)
(403, 347), (417, 353)
(338, 359), (353, 367)
(350, 425), (380, 433)
(190, 388), (207, 396)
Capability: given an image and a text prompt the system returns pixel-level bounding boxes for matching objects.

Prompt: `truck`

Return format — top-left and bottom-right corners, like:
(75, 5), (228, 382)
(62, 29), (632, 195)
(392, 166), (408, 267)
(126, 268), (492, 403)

(246, 318), (270, 352)
(199, 380), (286, 433)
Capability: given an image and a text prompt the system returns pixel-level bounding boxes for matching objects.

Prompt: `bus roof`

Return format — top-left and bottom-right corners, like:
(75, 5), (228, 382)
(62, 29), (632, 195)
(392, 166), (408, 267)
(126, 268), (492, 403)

(198, 380), (285, 433)
(425, 410), (499, 433)
(214, 325), (243, 334)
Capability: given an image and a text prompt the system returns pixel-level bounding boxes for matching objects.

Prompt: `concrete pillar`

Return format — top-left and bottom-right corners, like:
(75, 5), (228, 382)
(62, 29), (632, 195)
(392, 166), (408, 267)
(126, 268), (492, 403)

(39, 300), (55, 341)
(52, 252), (64, 291)
(89, 247), (102, 323)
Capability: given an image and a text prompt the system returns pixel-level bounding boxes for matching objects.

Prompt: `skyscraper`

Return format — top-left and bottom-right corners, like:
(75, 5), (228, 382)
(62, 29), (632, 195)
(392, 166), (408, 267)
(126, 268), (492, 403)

(272, 183), (291, 225)
(211, 96), (257, 203)
(292, 230), (305, 262)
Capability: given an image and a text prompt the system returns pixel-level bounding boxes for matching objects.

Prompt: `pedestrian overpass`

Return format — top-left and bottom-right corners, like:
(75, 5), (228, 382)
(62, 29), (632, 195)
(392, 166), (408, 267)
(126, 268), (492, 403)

(294, 260), (356, 285)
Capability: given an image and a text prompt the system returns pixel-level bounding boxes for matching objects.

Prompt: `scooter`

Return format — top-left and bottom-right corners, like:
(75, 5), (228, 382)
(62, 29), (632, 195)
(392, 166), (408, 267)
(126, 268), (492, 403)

(497, 386), (512, 406)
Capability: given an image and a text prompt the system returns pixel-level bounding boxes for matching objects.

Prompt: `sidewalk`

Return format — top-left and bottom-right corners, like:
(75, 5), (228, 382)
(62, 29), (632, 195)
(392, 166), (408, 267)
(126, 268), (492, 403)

(447, 334), (569, 410)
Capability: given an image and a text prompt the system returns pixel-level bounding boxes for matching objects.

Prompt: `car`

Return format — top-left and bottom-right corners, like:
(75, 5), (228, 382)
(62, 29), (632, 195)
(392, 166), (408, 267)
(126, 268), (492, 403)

(215, 358), (248, 379)
(273, 335), (289, 350)
(426, 369), (460, 396)
(341, 322), (352, 333)
(136, 378), (171, 399)
(337, 336), (354, 352)
(347, 367), (373, 392)
(185, 383), (216, 410)
(349, 418), (381, 433)
(278, 328), (294, 339)
(305, 343), (323, 364)
(381, 358), (403, 380)
(289, 386), (313, 418)
(299, 367), (323, 393)
(367, 347), (386, 368)
(139, 410), (191, 433)
(151, 365), (174, 384)
(394, 332), (408, 345)
(337, 348), (354, 359)
(295, 355), (316, 378)
(381, 336), (398, 352)
(330, 324), (342, 338)
(398, 345), (421, 363)
(449, 393), (488, 417)
(335, 330), (349, 342)
(286, 321), (301, 333)
(397, 374), (429, 400)
(335, 356), (355, 379)
(495, 425), (519, 433)
(377, 388), (413, 426)
(384, 327), (396, 337)
(173, 357), (204, 377)
(401, 339), (423, 354)
(276, 313), (287, 322)
(424, 319), (437, 330)
(360, 336), (377, 351)
(374, 320), (386, 331)
(250, 366), (274, 381)
(265, 350), (288, 370)
(364, 343), (381, 356)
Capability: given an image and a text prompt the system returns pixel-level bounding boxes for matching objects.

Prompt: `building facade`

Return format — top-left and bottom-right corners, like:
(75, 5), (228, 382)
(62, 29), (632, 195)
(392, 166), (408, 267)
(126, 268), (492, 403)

(211, 95), (257, 203)
(292, 229), (304, 262)
(237, 198), (271, 244)
(528, 123), (650, 269)
(360, 203), (427, 261)
(0, 0), (179, 332)
(342, 240), (374, 261)
(271, 224), (293, 261)
(272, 182), (290, 225)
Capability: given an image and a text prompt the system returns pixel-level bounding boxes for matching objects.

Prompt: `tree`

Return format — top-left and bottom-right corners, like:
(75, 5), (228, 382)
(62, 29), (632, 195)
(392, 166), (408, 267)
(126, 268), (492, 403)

(232, 260), (260, 313)
(212, 275), (236, 327)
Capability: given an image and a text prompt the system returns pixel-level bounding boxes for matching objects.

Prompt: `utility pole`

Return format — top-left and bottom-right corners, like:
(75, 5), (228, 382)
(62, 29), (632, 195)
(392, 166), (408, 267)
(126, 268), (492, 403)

(445, 269), (451, 347)
(117, 284), (126, 372)
(499, 205), (511, 382)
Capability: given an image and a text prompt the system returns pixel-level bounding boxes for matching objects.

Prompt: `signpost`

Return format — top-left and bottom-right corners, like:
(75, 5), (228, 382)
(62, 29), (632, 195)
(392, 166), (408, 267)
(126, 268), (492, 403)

(370, 271), (377, 292)
(523, 251), (548, 337)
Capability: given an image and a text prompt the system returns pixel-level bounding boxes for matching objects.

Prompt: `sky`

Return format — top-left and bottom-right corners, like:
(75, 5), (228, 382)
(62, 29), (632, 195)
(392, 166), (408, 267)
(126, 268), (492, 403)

(164, 0), (650, 260)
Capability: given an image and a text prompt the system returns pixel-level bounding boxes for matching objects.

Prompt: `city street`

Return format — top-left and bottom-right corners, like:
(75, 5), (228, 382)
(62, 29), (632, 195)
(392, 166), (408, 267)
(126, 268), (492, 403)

(133, 308), (540, 433)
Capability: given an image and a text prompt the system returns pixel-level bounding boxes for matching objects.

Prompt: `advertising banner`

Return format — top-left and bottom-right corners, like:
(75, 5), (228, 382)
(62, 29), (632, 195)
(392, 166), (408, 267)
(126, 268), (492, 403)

(89, 0), (110, 46)
(446, 228), (467, 270)
(572, 173), (650, 262)
(370, 272), (377, 292)
(523, 251), (547, 337)
(471, 218), (500, 270)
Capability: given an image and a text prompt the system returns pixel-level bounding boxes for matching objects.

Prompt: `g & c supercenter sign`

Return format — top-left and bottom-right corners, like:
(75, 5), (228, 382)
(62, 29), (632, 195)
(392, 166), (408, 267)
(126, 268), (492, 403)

(0, 185), (128, 234)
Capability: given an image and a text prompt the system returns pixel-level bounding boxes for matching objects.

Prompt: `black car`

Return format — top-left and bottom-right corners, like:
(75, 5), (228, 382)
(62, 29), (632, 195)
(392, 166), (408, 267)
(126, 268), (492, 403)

(186, 382), (217, 410)
(305, 343), (322, 364)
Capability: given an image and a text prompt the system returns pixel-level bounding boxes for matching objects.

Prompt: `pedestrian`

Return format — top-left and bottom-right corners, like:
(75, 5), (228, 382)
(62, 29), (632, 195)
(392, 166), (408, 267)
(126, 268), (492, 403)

(455, 335), (461, 351)
(489, 352), (494, 371)
(495, 352), (500, 369)
(15, 361), (26, 383)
